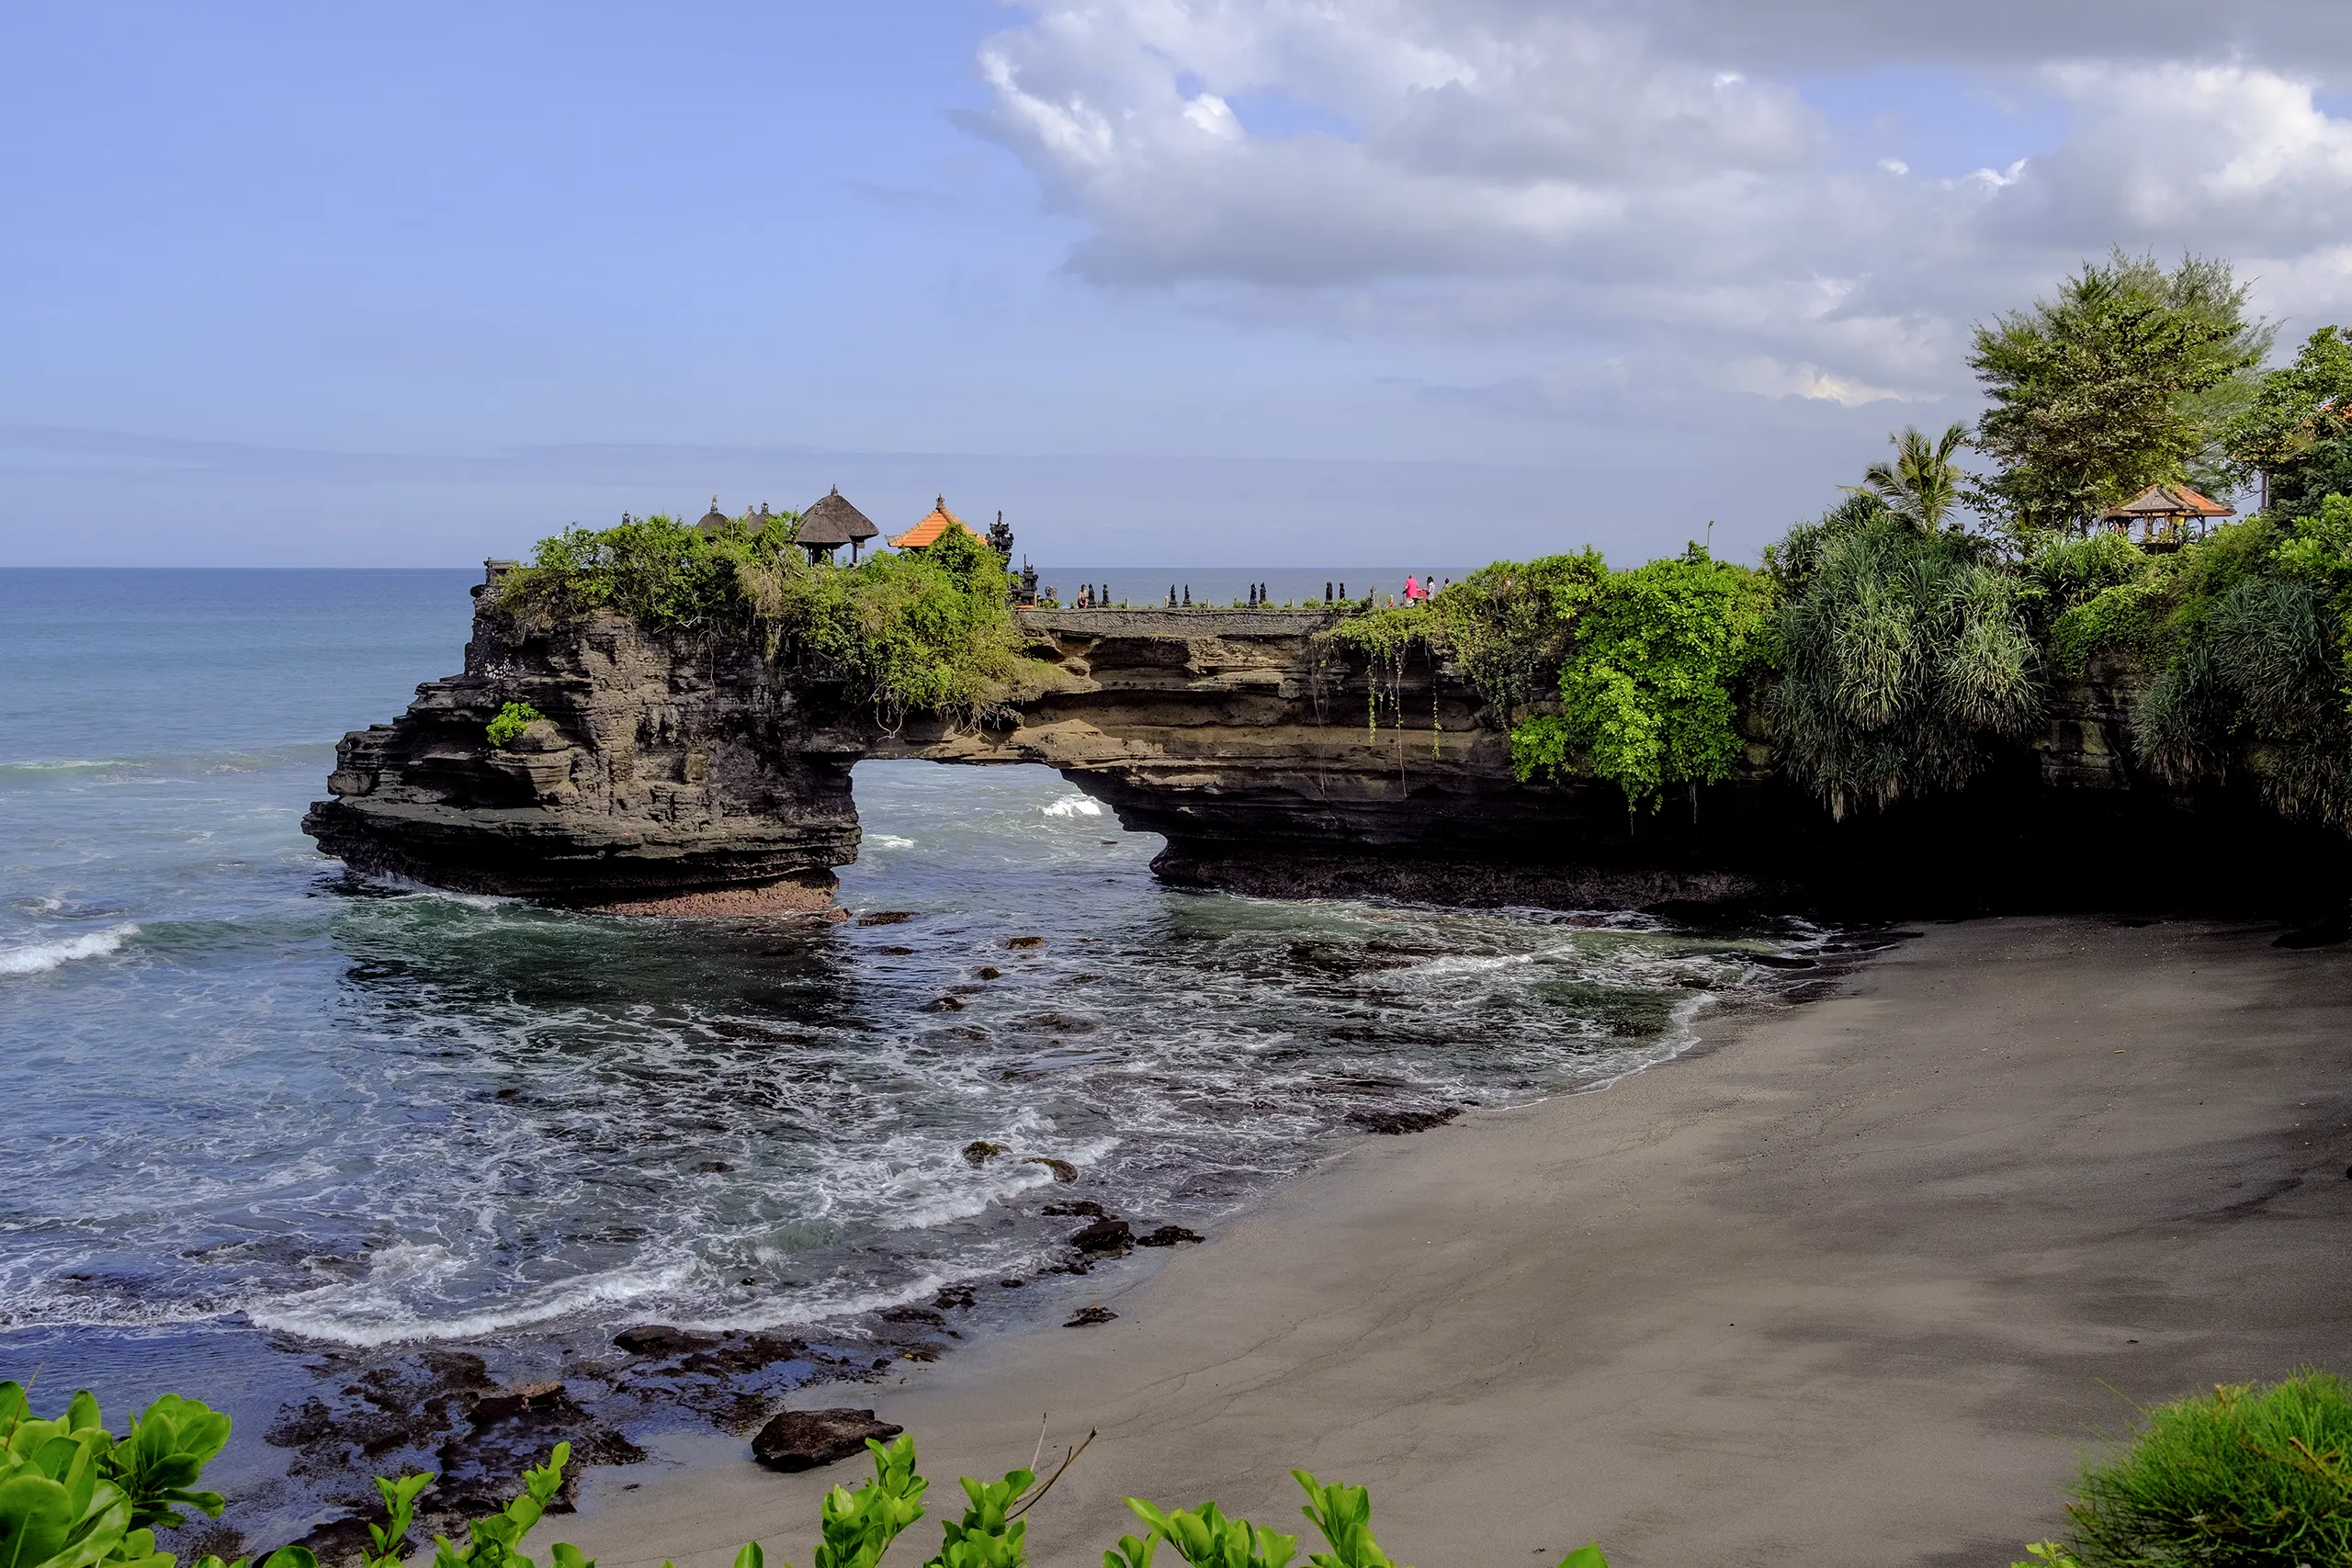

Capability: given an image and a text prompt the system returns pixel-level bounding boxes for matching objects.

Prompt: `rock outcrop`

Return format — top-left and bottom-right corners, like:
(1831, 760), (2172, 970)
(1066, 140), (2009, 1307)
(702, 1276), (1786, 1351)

(304, 583), (2351, 915)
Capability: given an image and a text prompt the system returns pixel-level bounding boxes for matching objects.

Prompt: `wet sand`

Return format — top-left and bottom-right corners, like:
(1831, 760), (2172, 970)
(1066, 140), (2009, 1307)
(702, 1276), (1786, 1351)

(560, 917), (2352, 1568)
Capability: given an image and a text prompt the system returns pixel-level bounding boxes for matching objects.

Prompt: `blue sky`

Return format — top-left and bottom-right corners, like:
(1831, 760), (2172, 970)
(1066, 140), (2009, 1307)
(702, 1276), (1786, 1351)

(6, 2), (2352, 568)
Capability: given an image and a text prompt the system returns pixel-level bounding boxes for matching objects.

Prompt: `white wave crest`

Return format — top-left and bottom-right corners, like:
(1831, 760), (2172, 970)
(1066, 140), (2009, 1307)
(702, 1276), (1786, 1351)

(0, 924), (140, 977)
(867, 834), (916, 850)
(1041, 794), (1102, 818)
(248, 1243), (697, 1348)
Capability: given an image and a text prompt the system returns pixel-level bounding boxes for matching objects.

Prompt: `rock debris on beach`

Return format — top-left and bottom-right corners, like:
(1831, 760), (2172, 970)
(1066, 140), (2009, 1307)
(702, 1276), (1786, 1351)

(1063, 1305), (1116, 1327)
(750, 1408), (905, 1472)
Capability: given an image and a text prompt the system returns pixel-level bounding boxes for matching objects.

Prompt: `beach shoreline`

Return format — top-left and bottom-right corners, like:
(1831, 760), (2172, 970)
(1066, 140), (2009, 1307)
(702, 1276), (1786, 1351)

(556, 915), (2352, 1568)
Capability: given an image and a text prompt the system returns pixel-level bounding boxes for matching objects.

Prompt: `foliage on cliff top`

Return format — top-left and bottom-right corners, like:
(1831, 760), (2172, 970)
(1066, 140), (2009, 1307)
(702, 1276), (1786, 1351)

(1967, 250), (2268, 538)
(488, 512), (1028, 727)
(1768, 498), (2042, 818)
(1510, 548), (1772, 808)
(1320, 547), (1770, 809)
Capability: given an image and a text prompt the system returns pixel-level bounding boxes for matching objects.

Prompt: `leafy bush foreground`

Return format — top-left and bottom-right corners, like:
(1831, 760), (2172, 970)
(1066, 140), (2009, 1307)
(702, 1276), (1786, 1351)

(0, 1382), (1606, 1568)
(2022, 1370), (2352, 1568)
(17, 1372), (2352, 1568)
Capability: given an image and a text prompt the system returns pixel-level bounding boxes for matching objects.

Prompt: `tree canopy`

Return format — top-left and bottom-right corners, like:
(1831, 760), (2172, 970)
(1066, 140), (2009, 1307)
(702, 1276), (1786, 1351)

(1967, 251), (2268, 537)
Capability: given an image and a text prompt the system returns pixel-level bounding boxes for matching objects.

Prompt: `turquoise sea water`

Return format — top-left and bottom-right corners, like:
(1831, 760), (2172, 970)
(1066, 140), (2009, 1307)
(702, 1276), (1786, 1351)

(0, 569), (1814, 1539)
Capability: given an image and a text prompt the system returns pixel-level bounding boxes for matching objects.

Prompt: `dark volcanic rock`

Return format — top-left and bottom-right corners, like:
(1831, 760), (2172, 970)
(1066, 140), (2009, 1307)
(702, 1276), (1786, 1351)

(1063, 1306), (1117, 1327)
(963, 1140), (1008, 1165)
(435, 1382), (643, 1514)
(1024, 1156), (1079, 1182)
(751, 1409), (904, 1472)
(1070, 1218), (1133, 1254)
(933, 1284), (978, 1310)
(1042, 1200), (1108, 1217)
(613, 1325), (718, 1357)
(856, 910), (917, 927)
(289, 1515), (376, 1567)
(305, 596), (2352, 918)
(1136, 1224), (1204, 1247)
(1350, 1107), (1460, 1136)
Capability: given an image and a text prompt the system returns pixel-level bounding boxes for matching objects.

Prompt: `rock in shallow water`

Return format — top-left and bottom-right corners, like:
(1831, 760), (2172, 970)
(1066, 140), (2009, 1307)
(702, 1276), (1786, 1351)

(1136, 1224), (1204, 1247)
(751, 1408), (905, 1472)
(1349, 1106), (1460, 1135)
(1070, 1218), (1132, 1254)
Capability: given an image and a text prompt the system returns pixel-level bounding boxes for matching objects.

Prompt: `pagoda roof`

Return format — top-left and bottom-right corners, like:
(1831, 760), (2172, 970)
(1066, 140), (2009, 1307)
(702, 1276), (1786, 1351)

(796, 486), (879, 547)
(2100, 482), (2235, 521)
(888, 495), (983, 549)
(695, 495), (730, 533)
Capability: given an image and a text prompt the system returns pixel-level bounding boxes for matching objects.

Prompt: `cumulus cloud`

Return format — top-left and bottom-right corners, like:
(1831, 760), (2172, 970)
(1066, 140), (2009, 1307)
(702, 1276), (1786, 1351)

(967, 1), (2352, 412)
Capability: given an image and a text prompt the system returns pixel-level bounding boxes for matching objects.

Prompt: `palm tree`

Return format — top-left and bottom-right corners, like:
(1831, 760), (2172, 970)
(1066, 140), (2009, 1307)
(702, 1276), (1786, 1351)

(1846, 423), (1971, 532)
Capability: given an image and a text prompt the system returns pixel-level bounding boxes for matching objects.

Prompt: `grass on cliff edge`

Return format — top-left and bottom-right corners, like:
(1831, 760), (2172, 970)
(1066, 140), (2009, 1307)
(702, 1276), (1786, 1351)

(2050, 1370), (2352, 1567)
(488, 512), (1031, 728)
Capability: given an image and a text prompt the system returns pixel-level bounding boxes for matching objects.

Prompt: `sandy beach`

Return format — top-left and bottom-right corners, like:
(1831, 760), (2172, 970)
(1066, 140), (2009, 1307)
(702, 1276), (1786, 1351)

(560, 917), (2352, 1568)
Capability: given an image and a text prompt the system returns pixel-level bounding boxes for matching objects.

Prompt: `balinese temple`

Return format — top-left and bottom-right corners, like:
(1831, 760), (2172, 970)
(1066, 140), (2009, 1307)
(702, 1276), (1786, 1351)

(795, 486), (880, 563)
(2099, 483), (2234, 549)
(888, 495), (986, 549)
(696, 496), (730, 534)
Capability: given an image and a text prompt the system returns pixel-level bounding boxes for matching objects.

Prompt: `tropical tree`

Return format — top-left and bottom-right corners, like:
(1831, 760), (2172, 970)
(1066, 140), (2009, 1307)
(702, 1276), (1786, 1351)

(1847, 423), (1971, 532)
(1967, 251), (2269, 538)
(2222, 323), (2352, 522)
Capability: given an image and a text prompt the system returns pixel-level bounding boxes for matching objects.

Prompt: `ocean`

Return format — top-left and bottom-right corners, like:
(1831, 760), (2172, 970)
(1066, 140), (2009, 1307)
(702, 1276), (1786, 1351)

(0, 568), (1823, 1546)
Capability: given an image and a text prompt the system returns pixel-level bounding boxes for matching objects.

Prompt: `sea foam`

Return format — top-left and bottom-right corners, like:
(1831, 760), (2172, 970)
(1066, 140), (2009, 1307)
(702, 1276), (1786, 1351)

(0, 923), (140, 977)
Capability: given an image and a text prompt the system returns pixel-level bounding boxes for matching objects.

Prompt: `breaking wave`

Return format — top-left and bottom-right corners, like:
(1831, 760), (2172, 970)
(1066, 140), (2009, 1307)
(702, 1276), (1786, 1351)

(0, 923), (140, 977)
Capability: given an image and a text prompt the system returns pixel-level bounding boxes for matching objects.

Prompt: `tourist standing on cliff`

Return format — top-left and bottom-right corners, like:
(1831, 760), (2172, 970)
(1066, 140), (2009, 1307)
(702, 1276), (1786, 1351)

(1404, 575), (1422, 603)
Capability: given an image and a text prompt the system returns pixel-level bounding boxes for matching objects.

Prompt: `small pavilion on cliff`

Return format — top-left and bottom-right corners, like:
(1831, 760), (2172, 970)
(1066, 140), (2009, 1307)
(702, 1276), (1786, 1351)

(888, 496), (985, 550)
(2099, 482), (2234, 550)
(796, 486), (880, 563)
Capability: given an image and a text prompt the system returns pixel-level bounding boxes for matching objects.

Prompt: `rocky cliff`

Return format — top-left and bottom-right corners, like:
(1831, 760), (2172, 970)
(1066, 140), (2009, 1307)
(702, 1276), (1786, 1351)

(305, 583), (2350, 915)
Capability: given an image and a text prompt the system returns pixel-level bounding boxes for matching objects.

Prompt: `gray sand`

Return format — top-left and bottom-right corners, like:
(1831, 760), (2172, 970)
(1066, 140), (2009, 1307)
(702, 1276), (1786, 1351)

(560, 917), (2352, 1568)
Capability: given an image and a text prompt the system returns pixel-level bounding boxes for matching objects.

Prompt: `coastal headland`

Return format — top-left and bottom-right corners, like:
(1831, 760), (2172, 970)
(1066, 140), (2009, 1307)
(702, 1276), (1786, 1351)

(304, 588), (2349, 918)
(554, 917), (2352, 1568)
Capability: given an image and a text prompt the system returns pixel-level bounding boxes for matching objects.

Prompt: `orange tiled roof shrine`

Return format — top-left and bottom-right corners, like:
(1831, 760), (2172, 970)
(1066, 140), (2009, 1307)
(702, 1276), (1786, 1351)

(888, 496), (984, 549)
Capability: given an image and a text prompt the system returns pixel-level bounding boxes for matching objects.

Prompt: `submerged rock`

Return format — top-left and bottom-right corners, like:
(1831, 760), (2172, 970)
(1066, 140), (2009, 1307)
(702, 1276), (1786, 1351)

(751, 1409), (905, 1472)
(612, 1325), (717, 1357)
(962, 1140), (1008, 1166)
(1070, 1218), (1133, 1254)
(1063, 1306), (1116, 1327)
(1023, 1156), (1079, 1182)
(1136, 1224), (1204, 1247)
(1349, 1107), (1459, 1135)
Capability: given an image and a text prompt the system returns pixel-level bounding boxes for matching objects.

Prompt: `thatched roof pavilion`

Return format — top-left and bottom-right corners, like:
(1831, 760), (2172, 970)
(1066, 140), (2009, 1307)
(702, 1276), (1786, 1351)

(2099, 483), (2233, 548)
(797, 486), (880, 562)
(696, 496), (730, 534)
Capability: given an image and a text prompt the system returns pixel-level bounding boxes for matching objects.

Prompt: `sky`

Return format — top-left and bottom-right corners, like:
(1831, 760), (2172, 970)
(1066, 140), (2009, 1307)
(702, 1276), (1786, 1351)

(6, 1), (2352, 569)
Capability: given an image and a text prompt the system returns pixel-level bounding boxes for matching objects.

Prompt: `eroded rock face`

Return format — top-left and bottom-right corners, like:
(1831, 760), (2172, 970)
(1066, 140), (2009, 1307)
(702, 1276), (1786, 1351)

(305, 591), (2352, 914)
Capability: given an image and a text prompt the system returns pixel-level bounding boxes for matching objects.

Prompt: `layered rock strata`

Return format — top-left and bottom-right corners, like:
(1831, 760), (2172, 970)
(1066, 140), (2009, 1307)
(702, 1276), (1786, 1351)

(305, 593), (2349, 913)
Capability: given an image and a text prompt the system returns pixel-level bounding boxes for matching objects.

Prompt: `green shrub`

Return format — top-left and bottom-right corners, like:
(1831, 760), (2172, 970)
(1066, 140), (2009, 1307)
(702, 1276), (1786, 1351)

(1769, 505), (2041, 817)
(0, 1381), (232, 1568)
(488, 513), (1027, 728)
(2057, 1370), (2352, 1567)
(486, 703), (545, 749)
(1318, 547), (1768, 809)
(1513, 547), (1770, 809)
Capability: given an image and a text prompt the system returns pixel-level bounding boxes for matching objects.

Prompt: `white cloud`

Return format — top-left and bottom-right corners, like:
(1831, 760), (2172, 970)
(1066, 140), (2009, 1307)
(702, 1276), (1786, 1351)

(967, 5), (2352, 416)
